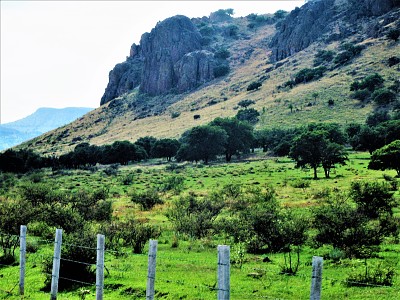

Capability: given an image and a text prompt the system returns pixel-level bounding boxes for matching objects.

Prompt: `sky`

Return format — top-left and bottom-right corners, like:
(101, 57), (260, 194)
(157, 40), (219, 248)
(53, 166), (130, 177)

(1, 0), (306, 124)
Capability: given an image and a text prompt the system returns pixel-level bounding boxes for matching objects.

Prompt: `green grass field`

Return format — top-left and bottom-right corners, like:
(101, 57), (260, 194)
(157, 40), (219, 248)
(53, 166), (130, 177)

(1, 151), (400, 299)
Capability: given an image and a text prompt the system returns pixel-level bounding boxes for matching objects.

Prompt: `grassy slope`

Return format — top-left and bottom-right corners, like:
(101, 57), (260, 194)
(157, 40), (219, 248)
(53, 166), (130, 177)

(1, 152), (400, 299)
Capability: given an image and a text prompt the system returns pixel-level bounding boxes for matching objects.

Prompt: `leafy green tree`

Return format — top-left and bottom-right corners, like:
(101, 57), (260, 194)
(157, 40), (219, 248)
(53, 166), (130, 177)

(372, 88), (397, 105)
(235, 108), (260, 125)
(210, 117), (254, 162)
(290, 129), (347, 179)
(350, 73), (384, 92)
(321, 142), (348, 178)
(178, 125), (227, 164)
(289, 130), (327, 179)
(135, 136), (157, 158)
(369, 140), (400, 176)
(151, 138), (180, 161)
(247, 81), (262, 91)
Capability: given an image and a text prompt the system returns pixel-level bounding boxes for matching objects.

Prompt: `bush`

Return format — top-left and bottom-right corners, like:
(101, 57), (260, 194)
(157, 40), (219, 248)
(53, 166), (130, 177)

(131, 189), (163, 210)
(352, 89), (371, 101)
(372, 88), (397, 105)
(291, 179), (311, 189)
(387, 28), (400, 42)
(350, 73), (384, 92)
(294, 67), (326, 84)
(388, 56), (400, 67)
(313, 49), (335, 66)
(213, 64), (230, 77)
(235, 108), (260, 125)
(42, 226), (97, 291)
(346, 262), (396, 287)
(247, 81), (262, 91)
(166, 193), (225, 239)
(160, 175), (185, 194)
(238, 99), (255, 108)
(119, 218), (161, 254)
(214, 48), (230, 60)
(171, 111), (181, 119)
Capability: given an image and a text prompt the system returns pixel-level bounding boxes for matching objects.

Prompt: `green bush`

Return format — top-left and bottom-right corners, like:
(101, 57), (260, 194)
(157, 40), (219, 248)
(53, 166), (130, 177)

(352, 89), (371, 101)
(350, 73), (384, 92)
(346, 262), (396, 287)
(160, 175), (185, 194)
(119, 218), (161, 254)
(314, 49), (335, 66)
(294, 67), (326, 84)
(387, 28), (400, 42)
(213, 64), (230, 77)
(372, 88), (397, 105)
(247, 81), (262, 91)
(131, 189), (163, 210)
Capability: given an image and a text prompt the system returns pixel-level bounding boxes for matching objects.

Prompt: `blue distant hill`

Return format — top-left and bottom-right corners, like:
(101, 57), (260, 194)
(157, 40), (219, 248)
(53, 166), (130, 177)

(0, 107), (93, 151)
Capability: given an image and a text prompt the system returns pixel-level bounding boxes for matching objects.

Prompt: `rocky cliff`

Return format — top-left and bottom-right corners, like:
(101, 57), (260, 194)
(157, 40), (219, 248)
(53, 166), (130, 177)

(101, 15), (216, 105)
(269, 0), (399, 62)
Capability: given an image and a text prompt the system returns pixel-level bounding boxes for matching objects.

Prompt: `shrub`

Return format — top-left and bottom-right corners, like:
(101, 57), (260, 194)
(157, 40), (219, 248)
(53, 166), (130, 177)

(328, 99), (335, 106)
(313, 49), (335, 66)
(160, 175), (185, 194)
(238, 99), (255, 108)
(119, 218), (161, 254)
(388, 56), (400, 67)
(214, 48), (230, 60)
(350, 73), (384, 92)
(346, 262), (396, 287)
(103, 164), (120, 176)
(372, 88), (397, 105)
(294, 66), (326, 84)
(247, 81), (262, 91)
(166, 193), (225, 239)
(235, 108), (260, 125)
(291, 179), (311, 189)
(213, 64), (230, 77)
(42, 226), (97, 291)
(171, 111), (181, 119)
(131, 189), (163, 210)
(121, 173), (134, 185)
(387, 28), (400, 42)
(352, 89), (371, 101)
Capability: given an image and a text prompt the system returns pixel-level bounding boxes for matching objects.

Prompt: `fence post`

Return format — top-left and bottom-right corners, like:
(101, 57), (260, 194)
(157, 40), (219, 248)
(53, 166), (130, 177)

(217, 245), (230, 300)
(19, 225), (27, 296)
(50, 229), (63, 300)
(146, 240), (158, 300)
(96, 234), (105, 300)
(310, 256), (323, 300)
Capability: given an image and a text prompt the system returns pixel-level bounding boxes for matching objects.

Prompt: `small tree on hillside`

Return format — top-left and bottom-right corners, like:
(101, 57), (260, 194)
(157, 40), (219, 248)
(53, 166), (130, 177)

(369, 140), (400, 177)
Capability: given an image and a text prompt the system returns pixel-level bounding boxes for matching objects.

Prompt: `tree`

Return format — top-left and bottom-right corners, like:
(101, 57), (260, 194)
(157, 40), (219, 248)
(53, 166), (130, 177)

(210, 117), (254, 162)
(151, 138), (180, 161)
(235, 108), (260, 125)
(369, 140), (400, 177)
(247, 81), (262, 91)
(321, 142), (348, 178)
(387, 28), (400, 42)
(289, 129), (346, 179)
(178, 125), (227, 164)
(289, 130), (327, 179)
(135, 136), (157, 158)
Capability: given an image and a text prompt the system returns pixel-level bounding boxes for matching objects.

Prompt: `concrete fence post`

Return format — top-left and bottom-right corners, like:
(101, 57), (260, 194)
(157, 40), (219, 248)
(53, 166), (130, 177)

(146, 240), (158, 300)
(96, 234), (105, 300)
(19, 225), (27, 296)
(217, 245), (230, 300)
(310, 256), (323, 300)
(50, 229), (62, 300)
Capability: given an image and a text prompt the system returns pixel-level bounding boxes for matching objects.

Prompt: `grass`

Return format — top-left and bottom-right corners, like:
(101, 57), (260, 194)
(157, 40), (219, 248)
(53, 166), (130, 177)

(1, 151), (400, 299)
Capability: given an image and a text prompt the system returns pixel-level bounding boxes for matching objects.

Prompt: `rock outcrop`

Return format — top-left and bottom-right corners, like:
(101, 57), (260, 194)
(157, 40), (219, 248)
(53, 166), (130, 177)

(269, 0), (399, 62)
(101, 15), (217, 105)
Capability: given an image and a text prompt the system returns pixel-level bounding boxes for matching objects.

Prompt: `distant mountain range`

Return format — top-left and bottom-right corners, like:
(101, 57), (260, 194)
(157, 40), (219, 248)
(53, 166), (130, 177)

(0, 107), (93, 151)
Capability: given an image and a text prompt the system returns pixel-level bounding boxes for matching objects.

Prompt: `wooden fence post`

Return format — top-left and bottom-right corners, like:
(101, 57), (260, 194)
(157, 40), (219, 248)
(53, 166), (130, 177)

(96, 234), (105, 300)
(19, 225), (27, 296)
(146, 240), (158, 300)
(217, 245), (230, 300)
(50, 229), (62, 300)
(310, 256), (323, 300)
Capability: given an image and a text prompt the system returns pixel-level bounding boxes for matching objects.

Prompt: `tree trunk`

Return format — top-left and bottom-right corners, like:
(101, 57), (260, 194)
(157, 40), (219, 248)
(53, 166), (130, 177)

(313, 167), (318, 179)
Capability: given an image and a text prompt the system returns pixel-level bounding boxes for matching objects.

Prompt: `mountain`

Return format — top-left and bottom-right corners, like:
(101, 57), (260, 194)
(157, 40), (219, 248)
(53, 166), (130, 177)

(16, 1), (400, 156)
(0, 107), (93, 150)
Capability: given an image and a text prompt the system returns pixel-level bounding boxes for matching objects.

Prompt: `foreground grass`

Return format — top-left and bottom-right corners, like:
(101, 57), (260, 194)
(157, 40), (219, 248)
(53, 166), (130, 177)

(1, 151), (400, 299)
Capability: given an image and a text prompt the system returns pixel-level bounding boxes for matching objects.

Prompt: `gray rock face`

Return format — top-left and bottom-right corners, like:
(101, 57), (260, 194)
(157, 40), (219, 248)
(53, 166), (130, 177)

(269, 0), (399, 62)
(174, 50), (215, 93)
(139, 15), (204, 95)
(101, 15), (216, 104)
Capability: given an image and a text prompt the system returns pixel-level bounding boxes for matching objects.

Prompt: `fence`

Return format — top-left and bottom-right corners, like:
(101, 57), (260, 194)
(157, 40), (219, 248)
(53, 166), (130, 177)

(0, 225), (399, 299)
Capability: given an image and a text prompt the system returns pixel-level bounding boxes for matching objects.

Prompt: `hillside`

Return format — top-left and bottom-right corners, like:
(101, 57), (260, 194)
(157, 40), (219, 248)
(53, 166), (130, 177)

(18, 1), (400, 156)
(0, 107), (93, 150)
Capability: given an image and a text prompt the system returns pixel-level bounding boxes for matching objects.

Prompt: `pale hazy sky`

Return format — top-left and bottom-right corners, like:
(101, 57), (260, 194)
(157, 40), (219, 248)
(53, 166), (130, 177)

(1, 1), (305, 124)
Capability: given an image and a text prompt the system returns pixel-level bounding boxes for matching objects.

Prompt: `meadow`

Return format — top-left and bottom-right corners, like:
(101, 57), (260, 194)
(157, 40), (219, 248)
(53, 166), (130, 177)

(1, 150), (400, 299)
